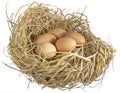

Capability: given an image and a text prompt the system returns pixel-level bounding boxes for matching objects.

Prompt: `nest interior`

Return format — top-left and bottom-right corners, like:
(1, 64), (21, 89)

(8, 2), (115, 89)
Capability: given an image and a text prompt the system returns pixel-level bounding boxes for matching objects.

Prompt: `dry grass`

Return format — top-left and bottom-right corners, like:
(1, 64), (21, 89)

(7, 2), (115, 90)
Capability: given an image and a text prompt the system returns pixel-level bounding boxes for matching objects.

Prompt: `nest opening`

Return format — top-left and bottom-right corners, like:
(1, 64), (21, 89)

(8, 2), (115, 90)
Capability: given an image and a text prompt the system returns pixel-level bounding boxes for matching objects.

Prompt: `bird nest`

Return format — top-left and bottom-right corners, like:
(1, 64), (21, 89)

(7, 2), (115, 90)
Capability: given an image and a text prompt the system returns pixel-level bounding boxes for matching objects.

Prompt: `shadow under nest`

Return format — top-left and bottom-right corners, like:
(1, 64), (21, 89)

(8, 2), (115, 90)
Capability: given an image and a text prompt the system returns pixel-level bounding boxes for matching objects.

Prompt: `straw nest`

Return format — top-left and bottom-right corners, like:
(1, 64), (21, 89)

(8, 2), (115, 89)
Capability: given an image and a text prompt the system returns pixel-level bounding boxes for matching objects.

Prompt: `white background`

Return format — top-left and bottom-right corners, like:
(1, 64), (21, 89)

(0, 0), (120, 93)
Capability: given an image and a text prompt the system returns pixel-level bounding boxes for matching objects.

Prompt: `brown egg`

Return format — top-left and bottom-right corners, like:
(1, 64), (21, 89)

(35, 33), (57, 45)
(35, 42), (56, 59)
(49, 28), (67, 38)
(55, 37), (76, 52)
(65, 32), (85, 46)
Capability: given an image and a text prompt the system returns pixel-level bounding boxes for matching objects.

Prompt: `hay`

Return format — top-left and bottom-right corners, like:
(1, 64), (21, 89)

(7, 2), (115, 89)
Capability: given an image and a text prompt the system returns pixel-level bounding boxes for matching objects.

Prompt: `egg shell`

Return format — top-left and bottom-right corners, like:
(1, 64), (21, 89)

(35, 33), (57, 45)
(35, 42), (56, 59)
(65, 32), (85, 46)
(55, 37), (76, 52)
(49, 28), (67, 38)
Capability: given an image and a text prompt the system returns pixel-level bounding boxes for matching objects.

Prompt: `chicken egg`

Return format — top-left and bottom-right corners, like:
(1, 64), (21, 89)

(55, 37), (76, 52)
(49, 28), (67, 38)
(35, 33), (57, 45)
(35, 42), (56, 59)
(65, 32), (85, 46)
